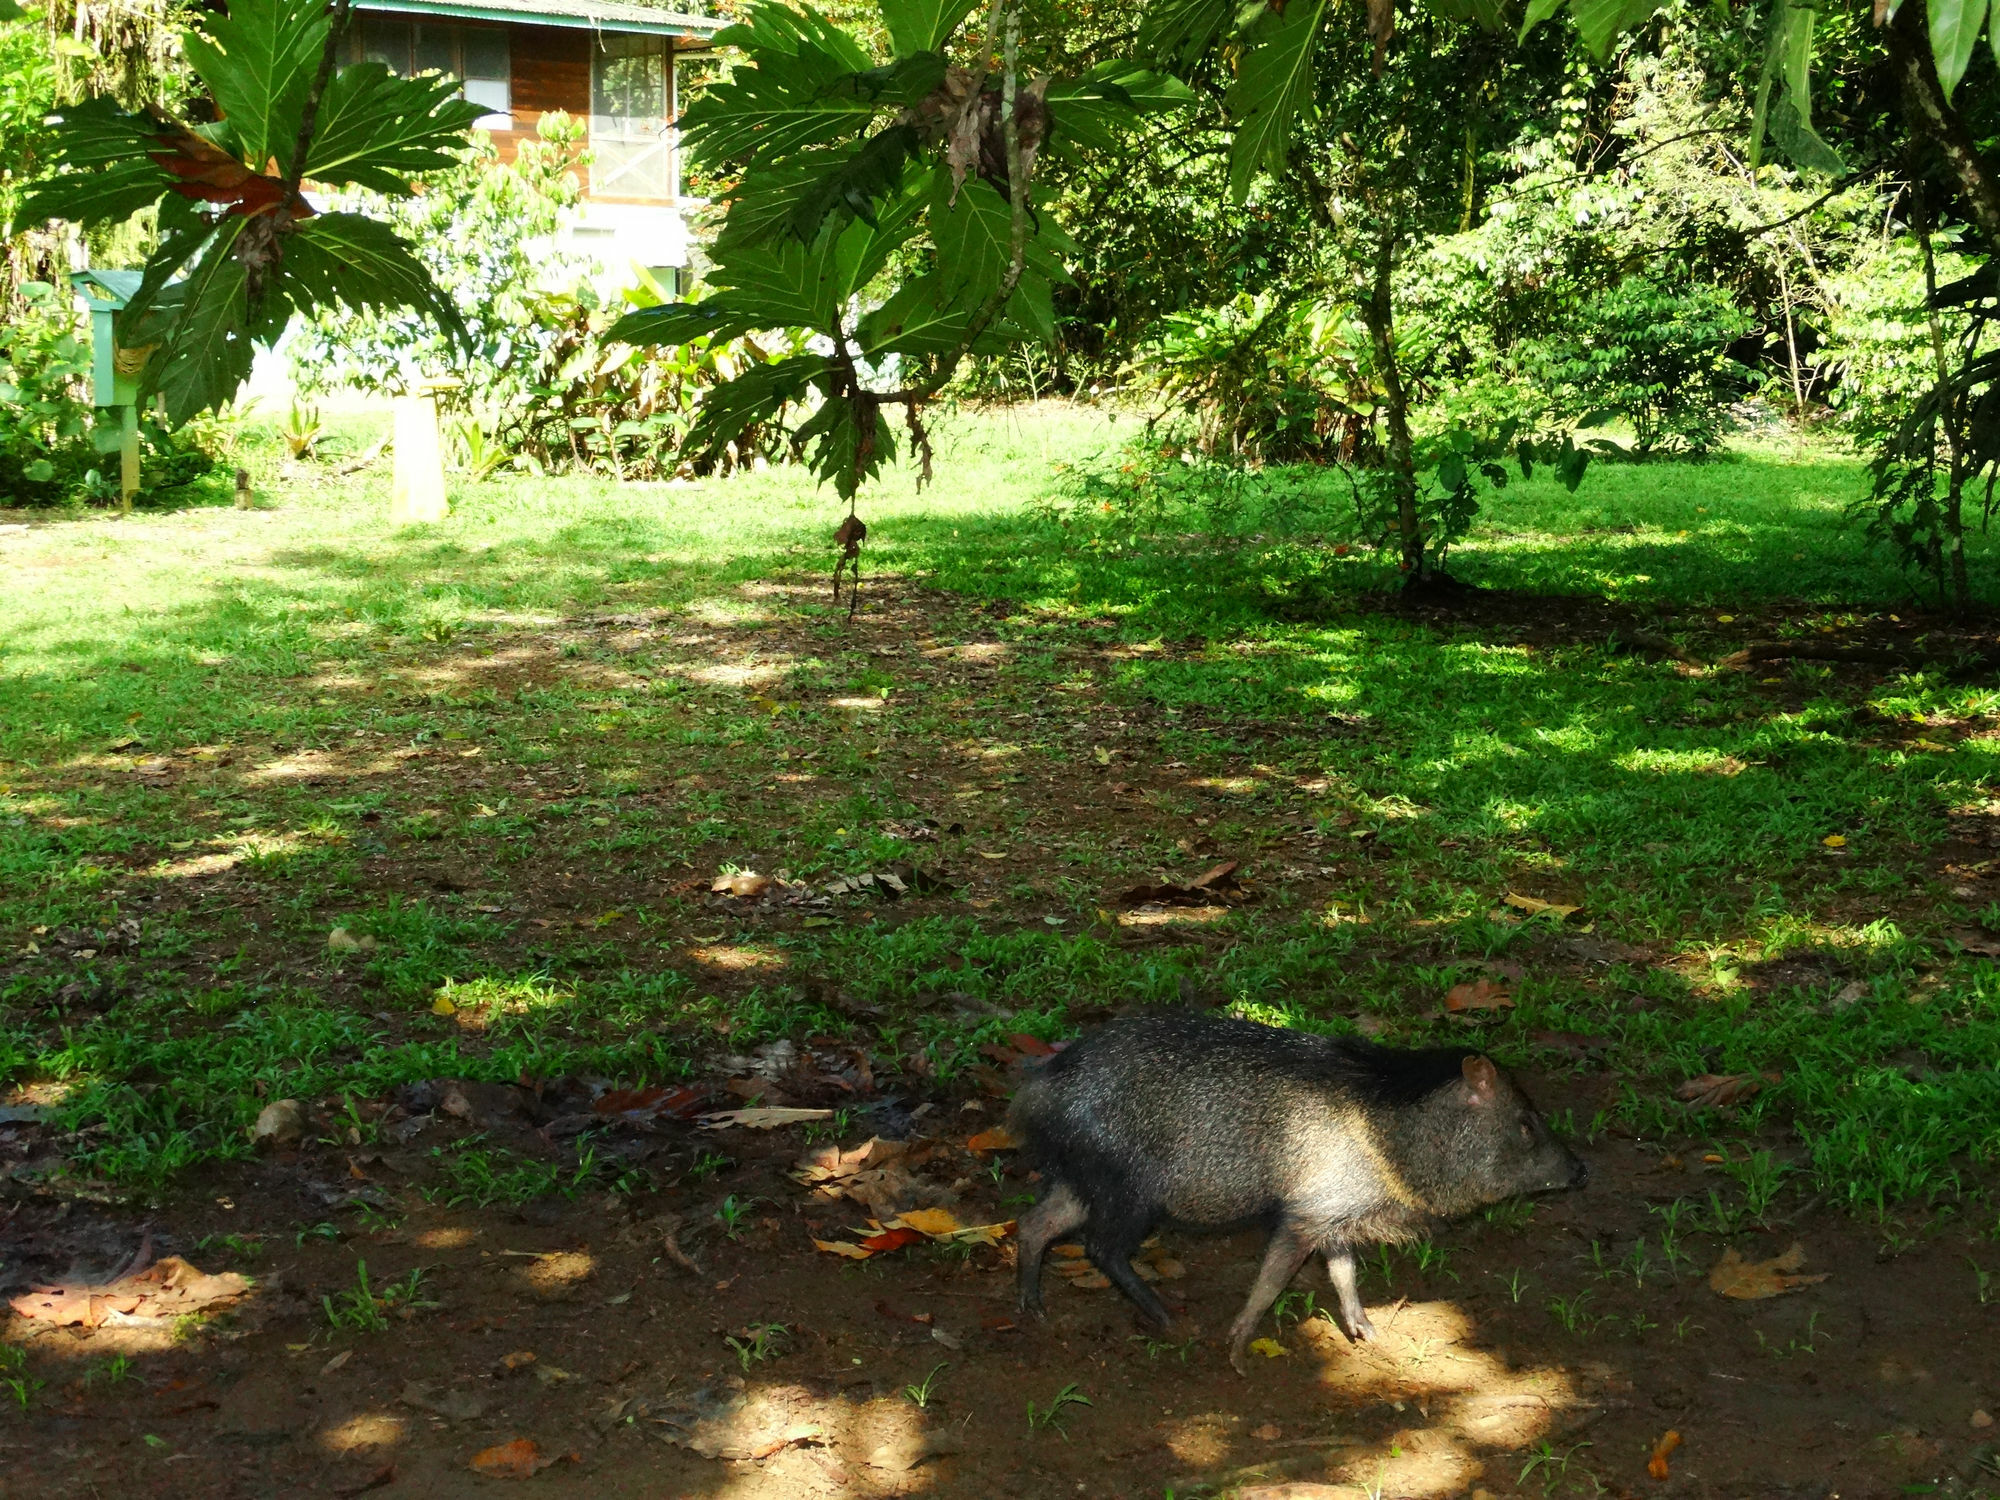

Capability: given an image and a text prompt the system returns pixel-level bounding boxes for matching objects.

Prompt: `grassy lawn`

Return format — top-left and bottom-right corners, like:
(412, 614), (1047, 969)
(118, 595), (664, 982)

(4, 402), (1999, 1233)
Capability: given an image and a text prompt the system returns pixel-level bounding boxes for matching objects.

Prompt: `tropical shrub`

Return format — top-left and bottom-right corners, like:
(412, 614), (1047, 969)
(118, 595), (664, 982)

(1521, 275), (1753, 453)
(0, 279), (220, 506)
(1131, 292), (1373, 464)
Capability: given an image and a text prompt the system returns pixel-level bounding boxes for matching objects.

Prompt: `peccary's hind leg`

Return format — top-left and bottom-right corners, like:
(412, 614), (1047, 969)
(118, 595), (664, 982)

(1325, 1244), (1378, 1343)
(1226, 1220), (1316, 1375)
(1016, 1181), (1087, 1320)
(1084, 1199), (1173, 1330)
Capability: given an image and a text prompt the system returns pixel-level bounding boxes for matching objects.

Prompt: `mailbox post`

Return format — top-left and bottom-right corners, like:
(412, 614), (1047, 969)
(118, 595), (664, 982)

(71, 270), (155, 513)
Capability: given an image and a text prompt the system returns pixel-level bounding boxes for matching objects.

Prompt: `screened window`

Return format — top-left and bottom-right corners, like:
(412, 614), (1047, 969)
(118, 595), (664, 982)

(351, 19), (512, 132)
(591, 35), (675, 199)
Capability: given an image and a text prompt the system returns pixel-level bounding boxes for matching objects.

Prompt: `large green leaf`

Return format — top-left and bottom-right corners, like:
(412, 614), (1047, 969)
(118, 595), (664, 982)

(26, 95), (161, 169)
(303, 64), (486, 193)
(180, 0), (327, 170)
(1780, 0), (1814, 120)
(278, 212), (466, 346)
(683, 352), (827, 468)
(1137, 0), (1234, 67)
(775, 124), (923, 245)
(18, 158), (174, 229)
(1517, 0), (1566, 41)
(879, 0), (979, 56)
(0, 0), (25, 22)
(119, 198), (221, 330)
(856, 274), (979, 357)
(1224, 0), (1330, 203)
(680, 37), (893, 168)
(792, 389), (893, 497)
(1425, 0), (1507, 31)
(1930, 0), (1990, 99)
(712, 4), (872, 72)
(136, 224), (260, 424)
(609, 302), (761, 347)
(1046, 63), (1196, 154)
(686, 6), (892, 168)
(1569, 0), (1658, 58)
(707, 184), (923, 331)
(1766, 93), (1847, 175)
(928, 172), (1069, 309)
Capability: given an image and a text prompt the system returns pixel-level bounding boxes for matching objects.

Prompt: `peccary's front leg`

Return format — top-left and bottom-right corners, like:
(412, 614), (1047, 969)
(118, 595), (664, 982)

(1015, 1181), (1087, 1319)
(1325, 1244), (1378, 1343)
(1226, 1221), (1315, 1375)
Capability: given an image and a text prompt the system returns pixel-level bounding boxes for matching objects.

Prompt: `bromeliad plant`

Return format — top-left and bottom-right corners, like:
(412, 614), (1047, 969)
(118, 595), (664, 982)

(18, 0), (479, 422)
(608, 0), (1191, 501)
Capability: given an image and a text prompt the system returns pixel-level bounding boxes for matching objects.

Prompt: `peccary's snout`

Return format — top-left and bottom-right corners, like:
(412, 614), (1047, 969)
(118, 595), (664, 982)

(1568, 1154), (1590, 1190)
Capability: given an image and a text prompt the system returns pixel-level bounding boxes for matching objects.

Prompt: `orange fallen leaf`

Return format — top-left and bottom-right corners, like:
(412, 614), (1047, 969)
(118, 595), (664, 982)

(1006, 1033), (1058, 1057)
(468, 1438), (553, 1478)
(1503, 891), (1580, 920)
(1445, 978), (1514, 1013)
(1647, 1428), (1681, 1480)
(1708, 1242), (1829, 1300)
(966, 1125), (1019, 1152)
(857, 1226), (925, 1255)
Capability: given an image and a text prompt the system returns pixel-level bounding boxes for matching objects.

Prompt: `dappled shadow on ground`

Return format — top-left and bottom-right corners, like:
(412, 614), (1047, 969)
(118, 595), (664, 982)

(6, 447), (2000, 1493)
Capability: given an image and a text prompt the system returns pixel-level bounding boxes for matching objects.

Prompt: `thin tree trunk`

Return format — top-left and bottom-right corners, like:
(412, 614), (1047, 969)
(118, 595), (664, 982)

(1359, 221), (1424, 579)
(1885, 1), (2000, 251)
(1915, 191), (1972, 614)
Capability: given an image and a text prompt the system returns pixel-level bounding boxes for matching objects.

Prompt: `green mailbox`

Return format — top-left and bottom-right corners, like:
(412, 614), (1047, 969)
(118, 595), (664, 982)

(71, 269), (153, 511)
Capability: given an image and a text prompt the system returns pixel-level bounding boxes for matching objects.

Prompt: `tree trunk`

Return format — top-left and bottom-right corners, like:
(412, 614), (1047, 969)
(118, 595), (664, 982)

(1884, 1), (2000, 251)
(1360, 222), (1425, 580)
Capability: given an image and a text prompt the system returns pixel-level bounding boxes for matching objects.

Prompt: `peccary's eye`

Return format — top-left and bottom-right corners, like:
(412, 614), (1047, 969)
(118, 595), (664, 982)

(1518, 1122), (1533, 1140)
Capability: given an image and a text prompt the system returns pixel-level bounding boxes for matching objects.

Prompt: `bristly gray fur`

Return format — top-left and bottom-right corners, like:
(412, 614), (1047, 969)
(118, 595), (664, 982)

(1008, 1011), (1587, 1372)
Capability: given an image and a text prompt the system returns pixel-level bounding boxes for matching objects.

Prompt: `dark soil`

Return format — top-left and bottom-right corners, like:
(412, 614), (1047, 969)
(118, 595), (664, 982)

(2, 1068), (1997, 1500)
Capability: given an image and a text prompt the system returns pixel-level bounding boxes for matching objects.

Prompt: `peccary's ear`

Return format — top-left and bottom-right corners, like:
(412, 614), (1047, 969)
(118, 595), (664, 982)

(1461, 1055), (1500, 1105)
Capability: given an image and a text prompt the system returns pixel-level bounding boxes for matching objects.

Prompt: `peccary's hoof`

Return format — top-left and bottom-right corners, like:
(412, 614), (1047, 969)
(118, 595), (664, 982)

(1228, 1345), (1251, 1378)
(1346, 1314), (1379, 1344)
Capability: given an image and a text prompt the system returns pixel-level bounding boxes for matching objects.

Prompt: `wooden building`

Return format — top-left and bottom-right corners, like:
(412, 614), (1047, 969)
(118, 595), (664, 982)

(345, 0), (720, 274)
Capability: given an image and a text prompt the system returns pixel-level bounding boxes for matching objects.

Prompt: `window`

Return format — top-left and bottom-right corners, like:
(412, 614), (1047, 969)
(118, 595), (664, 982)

(350, 19), (511, 132)
(591, 35), (674, 199)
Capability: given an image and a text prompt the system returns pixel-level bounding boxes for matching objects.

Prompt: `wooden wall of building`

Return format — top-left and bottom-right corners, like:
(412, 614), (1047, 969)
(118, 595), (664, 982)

(490, 25), (590, 166)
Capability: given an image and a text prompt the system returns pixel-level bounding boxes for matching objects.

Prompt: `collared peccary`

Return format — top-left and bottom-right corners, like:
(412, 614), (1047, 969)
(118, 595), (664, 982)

(1010, 1012), (1587, 1372)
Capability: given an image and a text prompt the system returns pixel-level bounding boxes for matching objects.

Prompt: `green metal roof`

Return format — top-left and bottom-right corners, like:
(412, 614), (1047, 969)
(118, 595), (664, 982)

(354, 0), (719, 38)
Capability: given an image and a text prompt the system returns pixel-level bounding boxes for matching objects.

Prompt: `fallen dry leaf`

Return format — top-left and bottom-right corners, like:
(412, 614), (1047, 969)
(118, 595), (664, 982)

(1118, 860), (1245, 907)
(811, 1237), (873, 1260)
(1949, 927), (2000, 958)
(699, 1107), (834, 1130)
(593, 1084), (709, 1123)
(467, 1438), (561, 1478)
(1821, 834), (1847, 848)
(1247, 1337), (1289, 1359)
(1708, 1242), (1829, 1300)
(1445, 978), (1514, 1013)
(792, 1136), (906, 1185)
(965, 1125), (1019, 1152)
(1676, 1072), (1778, 1109)
(894, 1207), (963, 1237)
(1503, 891), (1581, 920)
(711, 871), (771, 898)
(8, 1254), (251, 1328)
(327, 927), (377, 953)
(858, 1226), (926, 1254)
(1647, 1428), (1681, 1480)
